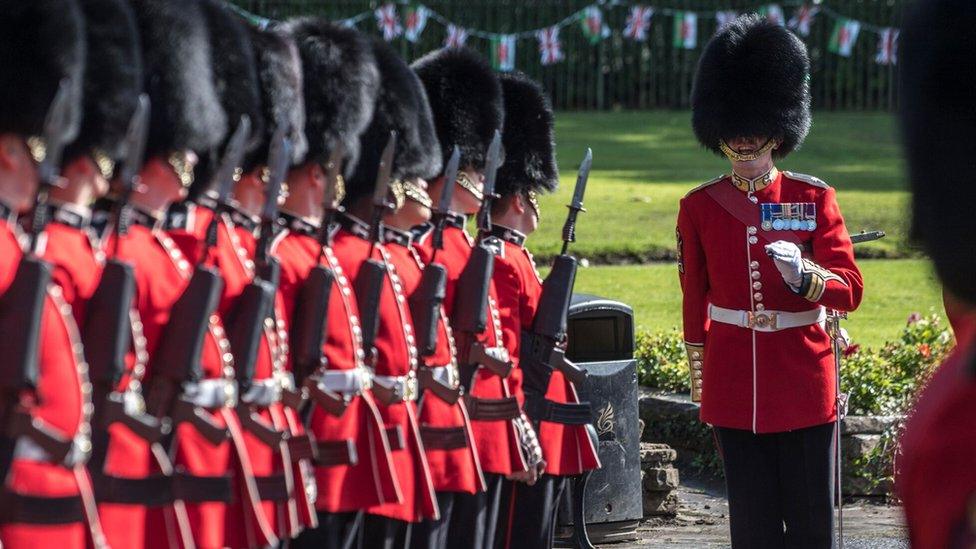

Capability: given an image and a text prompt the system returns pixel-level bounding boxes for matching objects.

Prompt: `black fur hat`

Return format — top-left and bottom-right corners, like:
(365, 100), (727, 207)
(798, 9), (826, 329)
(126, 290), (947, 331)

(411, 47), (504, 173)
(285, 18), (379, 175)
(496, 72), (558, 197)
(128, 0), (227, 157)
(66, 0), (143, 167)
(691, 15), (811, 159)
(344, 38), (441, 203)
(244, 24), (308, 171)
(0, 0), (85, 141)
(900, 0), (976, 304)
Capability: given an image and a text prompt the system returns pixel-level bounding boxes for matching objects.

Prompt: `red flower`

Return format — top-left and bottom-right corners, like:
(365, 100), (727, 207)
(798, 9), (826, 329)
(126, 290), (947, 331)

(843, 343), (861, 357)
(918, 343), (931, 358)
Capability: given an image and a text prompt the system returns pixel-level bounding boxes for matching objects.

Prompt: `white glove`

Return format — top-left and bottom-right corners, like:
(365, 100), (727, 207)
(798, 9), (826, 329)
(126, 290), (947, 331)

(764, 240), (804, 288)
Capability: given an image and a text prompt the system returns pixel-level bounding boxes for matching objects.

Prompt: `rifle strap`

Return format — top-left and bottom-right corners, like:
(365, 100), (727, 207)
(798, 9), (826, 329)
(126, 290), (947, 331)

(524, 392), (592, 425)
(419, 425), (468, 450)
(0, 491), (85, 524)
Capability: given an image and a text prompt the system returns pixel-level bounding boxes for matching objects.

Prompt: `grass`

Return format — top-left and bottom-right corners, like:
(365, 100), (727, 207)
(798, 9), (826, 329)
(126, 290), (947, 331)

(532, 111), (911, 262)
(551, 259), (945, 349)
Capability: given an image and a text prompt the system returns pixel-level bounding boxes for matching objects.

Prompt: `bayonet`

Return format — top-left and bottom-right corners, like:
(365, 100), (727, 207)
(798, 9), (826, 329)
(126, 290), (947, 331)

(368, 132), (396, 252)
(317, 143), (346, 254)
(261, 123), (290, 225)
(476, 130), (503, 236)
(210, 115), (252, 207)
(430, 146), (460, 257)
(561, 148), (591, 255)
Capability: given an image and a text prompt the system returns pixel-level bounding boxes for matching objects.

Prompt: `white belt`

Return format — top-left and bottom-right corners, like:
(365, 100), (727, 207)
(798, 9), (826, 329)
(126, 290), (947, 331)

(708, 304), (826, 332)
(241, 379), (282, 407)
(184, 378), (239, 409)
(13, 434), (91, 467)
(311, 368), (372, 395)
(429, 364), (460, 390)
(373, 371), (419, 402)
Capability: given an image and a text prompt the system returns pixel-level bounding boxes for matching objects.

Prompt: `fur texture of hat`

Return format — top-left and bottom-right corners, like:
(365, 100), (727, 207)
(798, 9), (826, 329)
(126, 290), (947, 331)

(245, 24), (308, 170)
(691, 15), (811, 159)
(0, 0), (86, 141)
(128, 0), (227, 156)
(495, 71), (558, 197)
(66, 0), (143, 164)
(411, 47), (503, 173)
(285, 18), (379, 175)
(900, 0), (976, 304)
(344, 37), (441, 203)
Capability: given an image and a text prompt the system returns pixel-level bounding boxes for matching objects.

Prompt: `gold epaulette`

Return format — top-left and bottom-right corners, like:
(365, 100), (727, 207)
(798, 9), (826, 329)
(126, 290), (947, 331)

(782, 171), (830, 189)
(684, 174), (727, 198)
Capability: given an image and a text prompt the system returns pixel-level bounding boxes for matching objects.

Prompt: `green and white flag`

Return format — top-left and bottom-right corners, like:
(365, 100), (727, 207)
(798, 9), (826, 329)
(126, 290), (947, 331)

(673, 11), (697, 49)
(580, 6), (609, 44)
(403, 4), (429, 42)
(828, 18), (861, 57)
(491, 34), (516, 72)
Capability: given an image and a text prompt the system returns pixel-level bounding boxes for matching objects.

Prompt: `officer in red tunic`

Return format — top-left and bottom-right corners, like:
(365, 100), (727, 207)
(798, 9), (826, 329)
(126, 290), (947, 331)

(278, 19), (399, 549)
(0, 3), (104, 547)
(412, 47), (538, 549)
(680, 16), (863, 548)
(897, 2), (976, 547)
(490, 72), (600, 549)
(334, 37), (442, 548)
(388, 173), (486, 549)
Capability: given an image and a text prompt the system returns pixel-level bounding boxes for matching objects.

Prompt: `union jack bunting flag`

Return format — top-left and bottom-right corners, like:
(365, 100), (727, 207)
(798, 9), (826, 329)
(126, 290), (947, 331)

(536, 26), (565, 65)
(875, 27), (899, 65)
(374, 3), (402, 41)
(788, 5), (820, 36)
(624, 6), (654, 41)
(444, 24), (468, 48)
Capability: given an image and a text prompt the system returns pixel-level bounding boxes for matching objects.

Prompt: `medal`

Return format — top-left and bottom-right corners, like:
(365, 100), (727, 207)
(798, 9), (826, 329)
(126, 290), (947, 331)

(761, 202), (817, 232)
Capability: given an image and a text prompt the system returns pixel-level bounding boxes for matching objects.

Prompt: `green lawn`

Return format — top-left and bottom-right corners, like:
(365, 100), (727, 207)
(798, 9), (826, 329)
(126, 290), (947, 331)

(555, 259), (945, 349)
(533, 111), (911, 262)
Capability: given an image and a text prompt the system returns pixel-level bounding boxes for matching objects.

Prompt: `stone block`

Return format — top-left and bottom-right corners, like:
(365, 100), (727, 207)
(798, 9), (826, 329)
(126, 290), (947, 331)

(643, 466), (679, 491)
(642, 489), (678, 517)
(640, 442), (678, 466)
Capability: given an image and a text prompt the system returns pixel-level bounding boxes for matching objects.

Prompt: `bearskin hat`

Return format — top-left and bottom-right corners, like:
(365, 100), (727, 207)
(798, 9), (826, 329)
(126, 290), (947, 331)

(900, 0), (976, 304)
(691, 15), (811, 159)
(495, 72), (559, 198)
(66, 0), (143, 166)
(129, 0), (227, 157)
(411, 47), (504, 173)
(285, 18), (379, 176)
(0, 0), (85, 141)
(244, 24), (308, 171)
(343, 38), (441, 203)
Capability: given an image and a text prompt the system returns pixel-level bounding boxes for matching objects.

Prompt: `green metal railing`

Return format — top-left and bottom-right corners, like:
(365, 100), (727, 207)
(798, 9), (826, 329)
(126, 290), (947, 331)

(231, 0), (903, 111)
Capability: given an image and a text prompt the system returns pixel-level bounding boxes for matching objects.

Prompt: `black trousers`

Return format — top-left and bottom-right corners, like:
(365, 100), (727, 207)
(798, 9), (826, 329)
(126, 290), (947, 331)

(499, 474), (568, 549)
(411, 491), (457, 549)
(715, 421), (836, 549)
(291, 511), (362, 549)
(447, 473), (505, 549)
(359, 514), (412, 549)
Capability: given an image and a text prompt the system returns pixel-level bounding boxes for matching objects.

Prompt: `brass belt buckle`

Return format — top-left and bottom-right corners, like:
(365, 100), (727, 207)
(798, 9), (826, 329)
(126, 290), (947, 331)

(747, 311), (778, 330)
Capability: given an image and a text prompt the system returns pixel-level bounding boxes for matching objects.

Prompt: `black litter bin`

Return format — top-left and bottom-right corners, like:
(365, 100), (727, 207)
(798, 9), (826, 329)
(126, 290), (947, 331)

(555, 294), (640, 546)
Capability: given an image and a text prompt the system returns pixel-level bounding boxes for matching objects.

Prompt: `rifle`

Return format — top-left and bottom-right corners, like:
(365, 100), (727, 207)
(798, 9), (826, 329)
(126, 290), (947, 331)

(409, 146), (459, 357)
(353, 132), (396, 372)
(453, 131), (511, 388)
(144, 116), (253, 446)
(226, 124), (292, 448)
(0, 79), (82, 464)
(84, 95), (168, 443)
(521, 149), (592, 394)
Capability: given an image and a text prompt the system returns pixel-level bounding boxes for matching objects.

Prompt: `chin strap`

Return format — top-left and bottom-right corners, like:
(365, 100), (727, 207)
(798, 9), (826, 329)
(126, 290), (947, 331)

(719, 138), (777, 162)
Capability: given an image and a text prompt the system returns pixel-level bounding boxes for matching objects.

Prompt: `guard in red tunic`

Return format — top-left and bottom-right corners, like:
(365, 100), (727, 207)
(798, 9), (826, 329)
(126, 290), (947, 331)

(897, 3), (976, 547)
(490, 72), (600, 549)
(680, 16), (863, 548)
(333, 37), (443, 548)
(413, 47), (540, 549)
(0, 3), (103, 547)
(385, 181), (486, 548)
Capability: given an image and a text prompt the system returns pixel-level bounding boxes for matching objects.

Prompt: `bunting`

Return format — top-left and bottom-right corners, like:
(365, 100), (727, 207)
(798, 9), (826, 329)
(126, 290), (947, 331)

(580, 6), (609, 44)
(403, 3), (429, 42)
(374, 3), (402, 41)
(788, 5), (820, 36)
(491, 34), (516, 71)
(715, 10), (737, 32)
(536, 26), (565, 65)
(874, 27), (898, 65)
(758, 4), (785, 26)
(673, 11), (697, 50)
(624, 6), (655, 41)
(828, 18), (861, 57)
(444, 24), (468, 48)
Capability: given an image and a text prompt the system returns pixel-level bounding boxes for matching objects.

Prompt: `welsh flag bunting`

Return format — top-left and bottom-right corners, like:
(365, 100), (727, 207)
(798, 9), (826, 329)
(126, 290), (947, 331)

(624, 6), (654, 41)
(828, 18), (861, 57)
(403, 4), (429, 43)
(536, 26), (565, 65)
(875, 28), (899, 65)
(788, 5), (820, 36)
(673, 11), (698, 50)
(491, 35), (516, 72)
(580, 6), (609, 44)
(758, 4), (785, 26)
(444, 25), (468, 48)
(374, 4), (402, 41)
(715, 10), (737, 32)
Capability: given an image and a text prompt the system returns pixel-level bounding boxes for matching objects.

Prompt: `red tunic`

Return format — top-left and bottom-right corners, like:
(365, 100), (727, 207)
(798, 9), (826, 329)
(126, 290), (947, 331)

(898, 332), (976, 549)
(677, 170), (863, 433)
(414, 219), (527, 476)
(333, 214), (438, 523)
(0, 215), (101, 549)
(491, 227), (600, 476)
(272, 213), (399, 513)
(383, 226), (484, 494)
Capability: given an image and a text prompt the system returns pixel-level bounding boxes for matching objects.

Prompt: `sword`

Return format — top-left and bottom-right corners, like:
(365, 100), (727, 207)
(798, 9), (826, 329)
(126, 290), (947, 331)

(561, 147), (591, 256)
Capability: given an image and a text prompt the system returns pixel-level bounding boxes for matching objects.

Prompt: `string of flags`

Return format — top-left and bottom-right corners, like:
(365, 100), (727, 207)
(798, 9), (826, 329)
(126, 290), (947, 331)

(229, 1), (900, 72)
